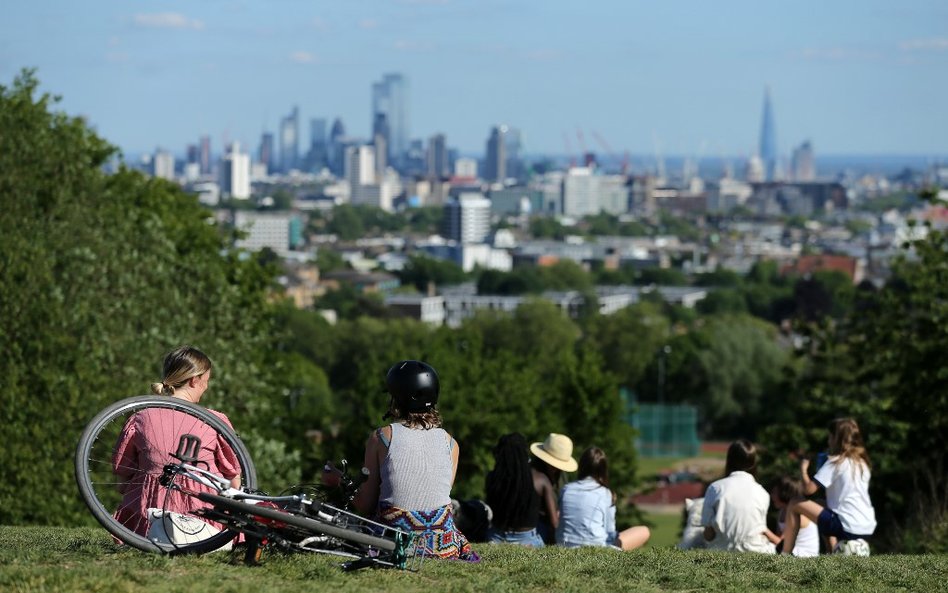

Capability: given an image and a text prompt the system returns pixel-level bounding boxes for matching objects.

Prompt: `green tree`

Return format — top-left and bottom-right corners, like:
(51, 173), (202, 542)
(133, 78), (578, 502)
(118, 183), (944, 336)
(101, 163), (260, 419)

(0, 71), (290, 523)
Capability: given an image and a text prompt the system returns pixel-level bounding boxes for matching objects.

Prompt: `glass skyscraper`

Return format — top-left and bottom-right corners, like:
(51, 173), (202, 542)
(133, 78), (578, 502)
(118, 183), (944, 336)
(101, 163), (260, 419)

(371, 74), (409, 166)
(759, 87), (777, 182)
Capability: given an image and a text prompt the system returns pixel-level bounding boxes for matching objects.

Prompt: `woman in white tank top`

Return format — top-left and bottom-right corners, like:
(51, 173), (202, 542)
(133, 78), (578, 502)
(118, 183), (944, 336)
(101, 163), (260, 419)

(351, 360), (479, 562)
(764, 476), (819, 556)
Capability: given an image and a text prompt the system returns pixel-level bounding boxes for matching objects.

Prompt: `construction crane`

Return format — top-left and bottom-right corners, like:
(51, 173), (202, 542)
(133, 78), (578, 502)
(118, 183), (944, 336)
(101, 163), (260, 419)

(591, 130), (630, 175)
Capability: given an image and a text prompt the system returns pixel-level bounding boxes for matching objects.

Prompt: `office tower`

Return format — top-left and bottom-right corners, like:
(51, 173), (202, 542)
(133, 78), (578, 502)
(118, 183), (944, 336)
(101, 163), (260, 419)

(257, 132), (274, 174)
(371, 73), (409, 165)
(759, 87), (777, 182)
(443, 192), (491, 244)
(345, 144), (376, 188)
(199, 136), (211, 175)
(791, 141), (816, 181)
(329, 117), (346, 176)
(485, 125), (507, 183)
(221, 142), (251, 199)
(373, 113), (389, 177)
(504, 127), (524, 181)
(427, 133), (448, 179)
(152, 149), (175, 181)
(306, 118), (328, 172)
(186, 144), (199, 166)
(455, 157), (478, 178)
(279, 106), (300, 173)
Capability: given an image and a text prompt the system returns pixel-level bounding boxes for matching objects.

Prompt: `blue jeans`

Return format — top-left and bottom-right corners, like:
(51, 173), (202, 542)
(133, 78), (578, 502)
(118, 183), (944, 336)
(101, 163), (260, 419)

(487, 527), (545, 548)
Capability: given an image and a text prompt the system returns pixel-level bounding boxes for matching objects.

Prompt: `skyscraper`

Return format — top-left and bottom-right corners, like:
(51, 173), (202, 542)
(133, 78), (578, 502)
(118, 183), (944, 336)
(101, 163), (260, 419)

(306, 118), (328, 172)
(373, 113), (389, 177)
(371, 74), (409, 166)
(257, 132), (274, 174)
(279, 106), (300, 173)
(329, 117), (347, 176)
(485, 125), (507, 183)
(427, 133), (448, 180)
(791, 141), (816, 181)
(221, 142), (251, 199)
(759, 87), (777, 182)
(199, 136), (211, 175)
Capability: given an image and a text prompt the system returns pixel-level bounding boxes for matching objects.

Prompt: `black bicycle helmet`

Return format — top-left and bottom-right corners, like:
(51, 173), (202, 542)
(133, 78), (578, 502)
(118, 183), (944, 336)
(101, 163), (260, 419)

(385, 360), (440, 413)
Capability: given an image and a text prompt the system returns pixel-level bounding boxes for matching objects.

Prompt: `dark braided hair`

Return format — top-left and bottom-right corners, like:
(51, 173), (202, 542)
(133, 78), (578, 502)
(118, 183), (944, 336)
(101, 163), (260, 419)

(485, 433), (537, 532)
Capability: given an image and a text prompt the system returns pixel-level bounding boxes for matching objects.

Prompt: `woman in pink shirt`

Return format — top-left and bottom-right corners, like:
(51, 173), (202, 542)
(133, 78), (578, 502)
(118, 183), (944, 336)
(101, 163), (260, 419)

(112, 346), (241, 536)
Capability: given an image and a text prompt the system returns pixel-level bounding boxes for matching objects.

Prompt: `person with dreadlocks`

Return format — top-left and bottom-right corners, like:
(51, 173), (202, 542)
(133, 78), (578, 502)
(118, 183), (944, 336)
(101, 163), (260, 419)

(485, 433), (545, 547)
(350, 360), (479, 562)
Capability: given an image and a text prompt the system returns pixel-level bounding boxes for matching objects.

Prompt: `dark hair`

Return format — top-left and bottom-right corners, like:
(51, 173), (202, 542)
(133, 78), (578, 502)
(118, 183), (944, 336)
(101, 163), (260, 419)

(772, 475), (804, 504)
(724, 439), (758, 477)
(578, 446), (609, 487)
(485, 433), (536, 531)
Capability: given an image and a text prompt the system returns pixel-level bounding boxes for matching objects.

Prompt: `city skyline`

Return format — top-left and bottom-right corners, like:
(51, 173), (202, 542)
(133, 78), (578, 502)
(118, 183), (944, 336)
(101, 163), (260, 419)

(3, 1), (947, 159)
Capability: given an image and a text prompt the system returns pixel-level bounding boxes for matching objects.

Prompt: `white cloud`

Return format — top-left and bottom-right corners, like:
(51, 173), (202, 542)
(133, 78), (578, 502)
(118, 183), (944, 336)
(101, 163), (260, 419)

(133, 13), (205, 31)
(899, 38), (948, 52)
(358, 19), (379, 30)
(289, 51), (317, 64)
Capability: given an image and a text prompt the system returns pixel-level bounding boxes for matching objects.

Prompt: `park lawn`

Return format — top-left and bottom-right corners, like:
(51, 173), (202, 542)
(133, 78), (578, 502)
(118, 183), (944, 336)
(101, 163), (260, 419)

(2, 526), (946, 593)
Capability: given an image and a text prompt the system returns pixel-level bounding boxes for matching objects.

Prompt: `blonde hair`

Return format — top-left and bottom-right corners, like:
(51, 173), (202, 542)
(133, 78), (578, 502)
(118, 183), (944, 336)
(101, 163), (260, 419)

(150, 346), (212, 396)
(828, 417), (871, 470)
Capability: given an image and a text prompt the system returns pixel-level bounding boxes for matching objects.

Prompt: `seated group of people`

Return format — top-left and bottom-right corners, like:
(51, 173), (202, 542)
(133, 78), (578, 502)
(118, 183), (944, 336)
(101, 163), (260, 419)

(114, 348), (873, 560)
(682, 430), (876, 557)
(483, 432), (650, 551)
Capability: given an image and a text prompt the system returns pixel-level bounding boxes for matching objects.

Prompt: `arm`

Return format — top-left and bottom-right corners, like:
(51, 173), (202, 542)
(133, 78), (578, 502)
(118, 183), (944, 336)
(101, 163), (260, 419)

(449, 437), (459, 485)
(700, 483), (719, 542)
(800, 458), (819, 496)
(352, 429), (386, 516)
(534, 470), (559, 528)
(763, 527), (782, 545)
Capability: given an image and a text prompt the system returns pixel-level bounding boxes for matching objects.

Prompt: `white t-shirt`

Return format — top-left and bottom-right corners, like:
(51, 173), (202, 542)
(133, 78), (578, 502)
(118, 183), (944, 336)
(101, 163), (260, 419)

(700, 471), (774, 553)
(813, 456), (876, 535)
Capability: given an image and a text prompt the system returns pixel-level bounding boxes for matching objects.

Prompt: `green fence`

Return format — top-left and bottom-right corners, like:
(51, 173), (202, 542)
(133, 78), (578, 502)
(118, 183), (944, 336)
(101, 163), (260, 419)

(624, 390), (700, 458)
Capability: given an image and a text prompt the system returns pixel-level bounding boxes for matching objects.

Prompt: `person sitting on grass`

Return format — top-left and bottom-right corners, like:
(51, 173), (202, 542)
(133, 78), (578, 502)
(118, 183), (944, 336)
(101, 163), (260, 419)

(349, 360), (479, 562)
(556, 446), (651, 550)
(763, 476), (819, 557)
(700, 439), (774, 553)
(780, 418), (876, 557)
(530, 432), (578, 544)
(485, 433), (545, 547)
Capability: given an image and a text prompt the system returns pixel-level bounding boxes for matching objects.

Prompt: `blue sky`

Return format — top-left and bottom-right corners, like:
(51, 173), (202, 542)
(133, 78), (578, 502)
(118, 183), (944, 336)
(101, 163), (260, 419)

(2, 1), (946, 159)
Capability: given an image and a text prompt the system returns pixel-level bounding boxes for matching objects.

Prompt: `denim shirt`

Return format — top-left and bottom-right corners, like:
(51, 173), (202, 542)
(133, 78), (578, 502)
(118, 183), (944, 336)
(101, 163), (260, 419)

(556, 477), (617, 547)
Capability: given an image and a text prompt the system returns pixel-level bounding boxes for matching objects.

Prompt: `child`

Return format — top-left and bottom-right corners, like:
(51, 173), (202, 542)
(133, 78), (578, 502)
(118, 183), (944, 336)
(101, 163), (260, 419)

(351, 360), (478, 561)
(781, 418), (875, 556)
(556, 446), (651, 550)
(700, 439), (774, 553)
(763, 476), (819, 557)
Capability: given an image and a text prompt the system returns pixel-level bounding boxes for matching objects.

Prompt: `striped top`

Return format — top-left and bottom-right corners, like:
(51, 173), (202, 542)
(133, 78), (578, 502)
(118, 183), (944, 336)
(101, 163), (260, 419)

(378, 423), (454, 511)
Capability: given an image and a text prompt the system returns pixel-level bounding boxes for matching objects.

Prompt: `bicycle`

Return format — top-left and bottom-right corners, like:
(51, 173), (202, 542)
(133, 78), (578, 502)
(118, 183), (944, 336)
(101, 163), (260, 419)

(75, 396), (423, 570)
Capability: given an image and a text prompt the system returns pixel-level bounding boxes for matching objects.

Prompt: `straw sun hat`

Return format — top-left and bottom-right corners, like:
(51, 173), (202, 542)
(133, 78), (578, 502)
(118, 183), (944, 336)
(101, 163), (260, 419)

(530, 433), (578, 472)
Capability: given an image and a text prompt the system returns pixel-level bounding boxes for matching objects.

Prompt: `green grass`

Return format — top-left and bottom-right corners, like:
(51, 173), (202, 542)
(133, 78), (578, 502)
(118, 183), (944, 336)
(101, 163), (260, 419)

(2, 526), (946, 593)
(641, 510), (683, 549)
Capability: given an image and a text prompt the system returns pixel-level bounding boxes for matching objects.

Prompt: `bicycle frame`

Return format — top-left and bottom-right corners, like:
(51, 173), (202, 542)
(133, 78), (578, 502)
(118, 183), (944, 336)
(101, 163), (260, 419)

(158, 434), (423, 571)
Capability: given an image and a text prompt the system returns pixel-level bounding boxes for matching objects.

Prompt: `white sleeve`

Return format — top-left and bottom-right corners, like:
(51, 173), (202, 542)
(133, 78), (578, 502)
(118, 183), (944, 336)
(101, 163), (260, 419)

(813, 458), (835, 490)
(700, 482), (719, 527)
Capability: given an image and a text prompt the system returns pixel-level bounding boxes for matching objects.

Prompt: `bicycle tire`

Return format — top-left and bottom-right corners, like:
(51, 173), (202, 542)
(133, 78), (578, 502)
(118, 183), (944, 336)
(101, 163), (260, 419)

(75, 395), (257, 554)
(199, 493), (397, 552)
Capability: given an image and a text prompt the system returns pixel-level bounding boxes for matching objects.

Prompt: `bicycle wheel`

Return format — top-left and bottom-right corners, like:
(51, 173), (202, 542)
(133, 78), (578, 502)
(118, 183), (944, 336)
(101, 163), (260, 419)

(75, 395), (257, 554)
(199, 493), (396, 552)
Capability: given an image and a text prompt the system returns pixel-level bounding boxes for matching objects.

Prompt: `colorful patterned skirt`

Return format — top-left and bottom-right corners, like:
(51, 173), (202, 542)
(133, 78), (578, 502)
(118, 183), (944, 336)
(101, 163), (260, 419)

(378, 503), (480, 562)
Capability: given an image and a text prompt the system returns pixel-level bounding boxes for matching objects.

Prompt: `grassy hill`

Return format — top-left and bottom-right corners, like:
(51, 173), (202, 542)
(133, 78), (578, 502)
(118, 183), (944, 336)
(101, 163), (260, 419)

(2, 526), (945, 593)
